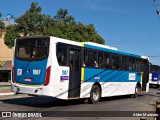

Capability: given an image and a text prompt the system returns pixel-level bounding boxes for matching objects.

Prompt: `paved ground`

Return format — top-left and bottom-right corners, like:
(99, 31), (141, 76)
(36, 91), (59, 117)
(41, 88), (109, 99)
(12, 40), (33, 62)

(0, 82), (12, 93)
(0, 87), (159, 120)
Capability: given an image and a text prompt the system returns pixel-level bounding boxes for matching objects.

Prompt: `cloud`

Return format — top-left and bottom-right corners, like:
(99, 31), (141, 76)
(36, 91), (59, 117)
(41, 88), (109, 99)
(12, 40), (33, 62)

(82, 0), (127, 13)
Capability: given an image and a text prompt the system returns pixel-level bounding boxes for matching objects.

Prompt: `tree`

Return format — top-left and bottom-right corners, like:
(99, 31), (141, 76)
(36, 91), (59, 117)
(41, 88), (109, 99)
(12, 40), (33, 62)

(46, 9), (105, 44)
(4, 25), (19, 48)
(4, 2), (45, 48)
(4, 2), (105, 48)
(15, 2), (45, 36)
(0, 12), (5, 37)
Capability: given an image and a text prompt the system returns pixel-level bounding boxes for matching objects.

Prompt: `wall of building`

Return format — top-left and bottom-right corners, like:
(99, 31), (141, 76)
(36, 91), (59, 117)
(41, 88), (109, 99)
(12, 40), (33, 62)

(0, 34), (13, 61)
(0, 34), (13, 82)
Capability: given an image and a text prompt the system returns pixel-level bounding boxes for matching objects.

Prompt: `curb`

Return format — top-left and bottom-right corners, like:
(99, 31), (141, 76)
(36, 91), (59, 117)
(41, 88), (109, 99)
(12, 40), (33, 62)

(0, 92), (15, 96)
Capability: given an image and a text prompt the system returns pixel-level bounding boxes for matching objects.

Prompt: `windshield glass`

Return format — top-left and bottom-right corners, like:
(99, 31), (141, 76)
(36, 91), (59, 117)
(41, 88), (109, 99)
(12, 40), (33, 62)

(15, 37), (49, 60)
(150, 65), (160, 73)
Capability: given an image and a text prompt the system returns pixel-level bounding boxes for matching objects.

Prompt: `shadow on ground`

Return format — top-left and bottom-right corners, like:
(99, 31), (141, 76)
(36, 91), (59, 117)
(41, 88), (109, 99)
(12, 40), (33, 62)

(0, 93), (144, 108)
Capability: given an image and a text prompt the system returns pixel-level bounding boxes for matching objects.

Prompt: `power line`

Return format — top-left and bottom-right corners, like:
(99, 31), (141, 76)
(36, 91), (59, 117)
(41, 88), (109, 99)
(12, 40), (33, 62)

(148, 55), (160, 57)
(109, 38), (160, 42)
(108, 38), (160, 44)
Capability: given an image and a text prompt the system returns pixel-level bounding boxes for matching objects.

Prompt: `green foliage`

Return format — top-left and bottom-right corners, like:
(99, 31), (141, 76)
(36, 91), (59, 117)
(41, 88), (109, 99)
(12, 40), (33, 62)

(4, 2), (105, 48)
(4, 25), (19, 48)
(44, 9), (105, 44)
(0, 12), (5, 37)
(15, 2), (45, 36)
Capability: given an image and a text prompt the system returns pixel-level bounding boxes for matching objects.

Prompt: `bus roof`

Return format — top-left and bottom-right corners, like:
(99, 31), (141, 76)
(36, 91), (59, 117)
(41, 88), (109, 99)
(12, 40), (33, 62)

(83, 42), (148, 59)
(17, 36), (148, 60)
(83, 42), (118, 50)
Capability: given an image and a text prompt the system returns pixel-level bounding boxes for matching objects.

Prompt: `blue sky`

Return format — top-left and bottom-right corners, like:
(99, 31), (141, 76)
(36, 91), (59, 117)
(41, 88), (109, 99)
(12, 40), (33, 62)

(1, 0), (160, 65)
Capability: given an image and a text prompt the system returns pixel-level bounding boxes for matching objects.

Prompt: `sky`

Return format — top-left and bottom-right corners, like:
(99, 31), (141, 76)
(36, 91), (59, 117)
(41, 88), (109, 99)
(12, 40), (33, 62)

(0, 0), (160, 65)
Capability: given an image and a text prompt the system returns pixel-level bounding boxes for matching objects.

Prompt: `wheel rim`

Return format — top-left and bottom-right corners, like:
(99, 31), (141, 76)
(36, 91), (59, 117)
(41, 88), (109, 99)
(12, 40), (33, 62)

(93, 90), (99, 101)
(136, 86), (141, 94)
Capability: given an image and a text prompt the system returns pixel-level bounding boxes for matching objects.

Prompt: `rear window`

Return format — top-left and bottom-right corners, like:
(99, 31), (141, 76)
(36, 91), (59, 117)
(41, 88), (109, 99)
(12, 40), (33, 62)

(15, 37), (49, 60)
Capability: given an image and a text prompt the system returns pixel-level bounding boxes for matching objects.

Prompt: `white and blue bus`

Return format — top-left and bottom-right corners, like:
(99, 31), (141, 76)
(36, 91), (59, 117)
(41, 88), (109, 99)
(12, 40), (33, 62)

(149, 64), (160, 88)
(11, 36), (149, 103)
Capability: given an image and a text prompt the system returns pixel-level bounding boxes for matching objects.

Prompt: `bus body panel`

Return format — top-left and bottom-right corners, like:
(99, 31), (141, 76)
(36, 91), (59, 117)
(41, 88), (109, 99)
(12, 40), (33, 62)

(11, 36), (149, 101)
(51, 66), (70, 99)
(14, 58), (47, 85)
(149, 65), (160, 86)
(84, 43), (141, 58)
(83, 68), (140, 83)
(149, 74), (160, 85)
(80, 68), (140, 98)
(49, 37), (82, 99)
(80, 82), (136, 98)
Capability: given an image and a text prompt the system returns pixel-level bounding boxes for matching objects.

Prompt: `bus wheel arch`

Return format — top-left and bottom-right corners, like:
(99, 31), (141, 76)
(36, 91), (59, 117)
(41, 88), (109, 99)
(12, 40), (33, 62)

(88, 82), (102, 104)
(134, 82), (141, 98)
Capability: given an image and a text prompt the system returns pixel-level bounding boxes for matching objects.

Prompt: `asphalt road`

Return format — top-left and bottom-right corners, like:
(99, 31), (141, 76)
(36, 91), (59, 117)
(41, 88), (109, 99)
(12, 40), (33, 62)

(0, 87), (159, 120)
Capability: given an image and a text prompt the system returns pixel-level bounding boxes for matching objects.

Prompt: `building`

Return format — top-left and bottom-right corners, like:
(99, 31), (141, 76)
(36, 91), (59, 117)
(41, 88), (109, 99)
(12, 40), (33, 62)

(0, 14), (15, 82)
(2, 14), (16, 27)
(0, 34), (13, 82)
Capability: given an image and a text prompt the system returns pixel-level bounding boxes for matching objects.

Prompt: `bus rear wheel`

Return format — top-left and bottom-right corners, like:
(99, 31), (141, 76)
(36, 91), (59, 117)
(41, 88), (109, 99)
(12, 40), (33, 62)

(88, 85), (101, 104)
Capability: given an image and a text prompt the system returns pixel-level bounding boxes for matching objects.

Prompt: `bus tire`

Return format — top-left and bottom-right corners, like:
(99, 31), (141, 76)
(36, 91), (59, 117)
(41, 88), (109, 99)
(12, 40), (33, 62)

(156, 84), (160, 89)
(134, 84), (141, 98)
(88, 85), (101, 104)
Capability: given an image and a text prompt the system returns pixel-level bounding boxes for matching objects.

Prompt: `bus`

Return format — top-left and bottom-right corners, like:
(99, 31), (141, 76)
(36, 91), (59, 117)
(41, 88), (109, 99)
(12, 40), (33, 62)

(149, 64), (160, 88)
(11, 36), (149, 104)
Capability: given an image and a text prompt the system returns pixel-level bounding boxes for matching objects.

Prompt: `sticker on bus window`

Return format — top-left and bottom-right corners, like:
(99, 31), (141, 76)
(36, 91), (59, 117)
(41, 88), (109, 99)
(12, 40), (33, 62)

(129, 73), (136, 80)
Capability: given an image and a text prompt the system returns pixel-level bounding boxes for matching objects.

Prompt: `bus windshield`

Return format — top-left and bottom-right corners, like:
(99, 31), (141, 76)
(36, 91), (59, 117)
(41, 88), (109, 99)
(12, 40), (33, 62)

(150, 65), (160, 73)
(15, 37), (49, 60)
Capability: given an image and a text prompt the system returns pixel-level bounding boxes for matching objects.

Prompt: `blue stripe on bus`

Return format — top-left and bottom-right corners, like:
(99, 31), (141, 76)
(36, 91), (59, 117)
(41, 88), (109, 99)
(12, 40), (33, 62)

(84, 44), (141, 58)
(84, 68), (140, 82)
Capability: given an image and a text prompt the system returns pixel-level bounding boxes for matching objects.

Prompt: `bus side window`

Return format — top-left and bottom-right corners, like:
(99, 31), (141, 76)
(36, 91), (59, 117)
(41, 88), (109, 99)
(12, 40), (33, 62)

(129, 58), (135, 71)
(111, 55), (120, 69)
(135, 60), (141, 71)
(104, 53), (110, 69)
(98, 52), (103, 68)
(57, 44), (68, 66)
(84, 49), (98, 68)
(69, 50), (74, 71)
(92, 51), (98, 67)
(83, 49), (88, 67)
(122, 56), (128, 70)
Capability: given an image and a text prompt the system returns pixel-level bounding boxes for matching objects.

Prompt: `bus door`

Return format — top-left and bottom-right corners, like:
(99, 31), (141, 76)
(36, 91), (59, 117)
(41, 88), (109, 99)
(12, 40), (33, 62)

(68, 48), (81, 98)
(142, 60), (149, 91)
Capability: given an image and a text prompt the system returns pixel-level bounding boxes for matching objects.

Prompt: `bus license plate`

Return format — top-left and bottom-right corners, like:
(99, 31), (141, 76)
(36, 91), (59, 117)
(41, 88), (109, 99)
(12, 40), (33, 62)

(24, 78), (32, 82)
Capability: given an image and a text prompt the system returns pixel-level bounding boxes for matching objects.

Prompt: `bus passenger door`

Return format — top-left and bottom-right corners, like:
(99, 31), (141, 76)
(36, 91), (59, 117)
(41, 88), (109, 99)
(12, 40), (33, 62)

(68, 49), (81, 98)
(142, 60), (149, 91)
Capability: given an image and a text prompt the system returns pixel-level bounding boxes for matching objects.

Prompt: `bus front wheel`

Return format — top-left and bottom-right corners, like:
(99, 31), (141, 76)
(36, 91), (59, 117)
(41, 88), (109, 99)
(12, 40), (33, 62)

(88, 85), (101, 104)
(134, 84), (141, 98)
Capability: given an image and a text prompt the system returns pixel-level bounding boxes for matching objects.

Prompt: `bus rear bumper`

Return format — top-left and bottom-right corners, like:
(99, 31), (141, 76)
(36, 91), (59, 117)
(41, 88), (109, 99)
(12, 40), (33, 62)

(11, 83), (52, 96)
(149, 81), (160, 86)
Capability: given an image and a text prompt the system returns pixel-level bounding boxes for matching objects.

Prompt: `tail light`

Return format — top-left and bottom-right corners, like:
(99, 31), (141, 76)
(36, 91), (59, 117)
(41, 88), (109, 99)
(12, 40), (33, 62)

(44, 66), (51, 86)
(11, 66), (14, 83)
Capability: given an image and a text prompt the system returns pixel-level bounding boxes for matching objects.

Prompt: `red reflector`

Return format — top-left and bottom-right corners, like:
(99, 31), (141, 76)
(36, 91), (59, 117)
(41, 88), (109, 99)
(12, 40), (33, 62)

(11, 66), (14, 83)
(44, 66), (51, 86)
